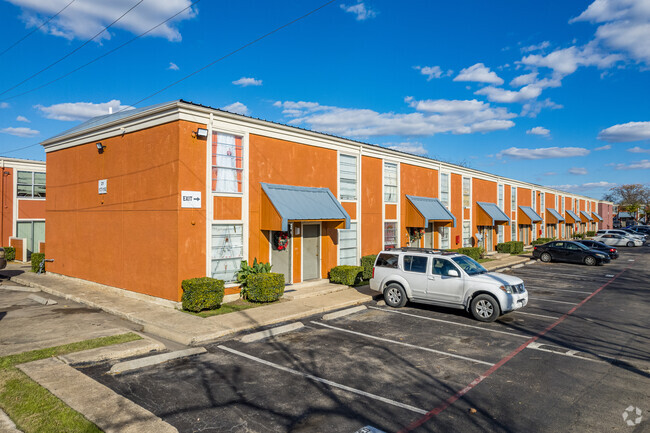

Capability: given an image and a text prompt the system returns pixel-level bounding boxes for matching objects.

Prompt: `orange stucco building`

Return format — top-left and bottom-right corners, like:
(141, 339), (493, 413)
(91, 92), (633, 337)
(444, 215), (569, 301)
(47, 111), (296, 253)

(40, 100), (609, 303)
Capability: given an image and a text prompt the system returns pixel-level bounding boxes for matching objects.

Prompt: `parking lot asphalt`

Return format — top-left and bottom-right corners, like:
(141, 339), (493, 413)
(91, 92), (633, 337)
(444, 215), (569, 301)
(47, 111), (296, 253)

(80, 247), (650, 433)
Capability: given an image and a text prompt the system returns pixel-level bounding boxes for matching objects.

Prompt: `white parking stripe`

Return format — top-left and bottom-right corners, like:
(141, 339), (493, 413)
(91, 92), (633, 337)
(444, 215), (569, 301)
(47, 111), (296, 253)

(524, 286), (592, 295)
(218, 345), (428, 415)
(311, 321), (495, 366)
(368, 306), (530, 339)
(526, 342), (607, 364)
(512, 311), (559, 320)
(514, 271), (609, 280)
(531, 298), (579, 305)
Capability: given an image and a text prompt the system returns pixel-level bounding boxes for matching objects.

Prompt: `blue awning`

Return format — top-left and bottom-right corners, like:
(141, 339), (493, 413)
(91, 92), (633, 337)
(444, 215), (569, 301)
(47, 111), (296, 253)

(546, 208), (565, 223)
(592, 212), (603, 221)
(519, 206), (543, 223)
(477, 202), (510, 225)
(565, 210), (581, 223)
(406, 195), (456, 228)
(580, 210), (594, 222)
(261, 183), (350, 231)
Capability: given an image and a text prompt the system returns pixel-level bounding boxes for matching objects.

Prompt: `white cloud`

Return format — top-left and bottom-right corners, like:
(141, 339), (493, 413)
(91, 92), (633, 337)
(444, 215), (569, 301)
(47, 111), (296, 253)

(521, 98), (563, 118)
(7, 0), (198, 42)
(550, 181), (617, 192)
(521, 41), (551, 53)
(497, 146), (590, 160)
(612, 159), (650, 170)
(568, 167), (588, 175)
(527, 126), (551, 137)
(222, 102), (249, 115)
(272, 97), (516, 137)
(627, 146), (650, 153)
(383, 142), (428, 156)
(16, 116), (30, 122)
(544, 171), (557, 176)
(340, 1), (377, 20)
(571, 0), (650, 65)
(510, 71), (539, 87)
(1, 127), (39, 137)
(597, 121), (650, 142)
(594, 144), (611, 150)
(521, 43), (623, 76)
(0, 103), (9, 109)
(453, 63), (504, 85)
(232, 77), (262, 87)
(35, 99), (133, 121)
(475, 84), (542, 103)
(414, 66), (451, 81)
(168, 62), (179, 70)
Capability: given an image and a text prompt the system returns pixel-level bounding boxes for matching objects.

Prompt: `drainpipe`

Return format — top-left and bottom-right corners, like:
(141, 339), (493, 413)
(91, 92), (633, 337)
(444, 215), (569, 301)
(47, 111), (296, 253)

(1, 160), (5, 246)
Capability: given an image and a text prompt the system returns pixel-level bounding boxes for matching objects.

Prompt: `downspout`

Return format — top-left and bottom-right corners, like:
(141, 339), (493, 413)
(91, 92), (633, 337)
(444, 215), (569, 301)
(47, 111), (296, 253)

(1, 160), (5, 246)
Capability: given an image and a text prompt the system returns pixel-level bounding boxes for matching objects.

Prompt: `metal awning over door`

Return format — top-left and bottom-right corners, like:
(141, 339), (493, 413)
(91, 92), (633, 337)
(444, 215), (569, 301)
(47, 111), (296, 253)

(546, 208), (565, 223)
(405, 195), (456, 228)
(519, 206), (543, 224)
(565, 210), (581, 223)
(476, 202), (510, 226)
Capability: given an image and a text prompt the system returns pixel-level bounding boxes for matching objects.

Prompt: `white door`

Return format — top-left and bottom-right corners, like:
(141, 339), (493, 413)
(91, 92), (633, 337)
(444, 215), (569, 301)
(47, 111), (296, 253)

(427, 257), (465, 304)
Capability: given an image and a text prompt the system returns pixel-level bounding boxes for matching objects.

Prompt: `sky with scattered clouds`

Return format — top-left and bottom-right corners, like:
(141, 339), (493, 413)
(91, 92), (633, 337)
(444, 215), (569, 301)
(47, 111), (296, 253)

(0, 0), (648, 199)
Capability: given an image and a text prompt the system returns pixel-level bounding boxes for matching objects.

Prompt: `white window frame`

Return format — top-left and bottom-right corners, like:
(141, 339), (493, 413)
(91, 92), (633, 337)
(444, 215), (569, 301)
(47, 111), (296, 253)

(211, 131), (244, 195)
(462, 220), (471, 247)
(511, 186), (516, 213)
(338, 153), (358, 201)
(462, 177), (471, 209)
(338, 221), (358, 266)
(383, 162), (398, 204)
(511, 221), (517, 241)
(16, 170), (46, 199)
(440, 172), (450, 208)
(211, 223), (244, 283)
(498, 184), (504, 210)
(384, 221), (398, 250)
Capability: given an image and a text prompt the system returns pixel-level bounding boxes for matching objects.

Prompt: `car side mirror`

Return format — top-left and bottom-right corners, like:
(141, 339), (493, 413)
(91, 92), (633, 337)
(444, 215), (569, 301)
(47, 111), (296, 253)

(447, 269), (459, 277)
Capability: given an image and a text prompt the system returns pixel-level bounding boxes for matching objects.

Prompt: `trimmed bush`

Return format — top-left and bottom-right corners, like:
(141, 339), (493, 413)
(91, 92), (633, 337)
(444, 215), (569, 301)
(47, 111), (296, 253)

(449, 247), (482, 261)
(360, 255), (377, 280)
(3, 246), (15, 261)
(30, 253), (45, 273)
(496, 241), (524, 254)
(573, 233), (586, 239)
(329, 265), (363, 286)
(586, 231), (596, 237)
(181, 277), (225, 312)
(531, 237), (555, 246)
(246, 273), (285, 303)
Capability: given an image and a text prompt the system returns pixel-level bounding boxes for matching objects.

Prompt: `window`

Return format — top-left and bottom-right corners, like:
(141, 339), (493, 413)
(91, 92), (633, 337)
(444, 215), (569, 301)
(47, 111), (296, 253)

(16, 220), (45, 259)
(511, 187), (516, 212)
(212, 132), (243, 193)
(462, 221), (471, 247)
(432, 258), (457, 276)
(511, 221), (517, 241)
(404, 255), (428, 273)
(211, 224), (243, 282)
(384, 222), (397, 249)
(339, 154), (357, 201)
(462, 177), (471, 208)
(17, 171), (46, 198)
(561, 196), (565, 214)
(339, 222), (357, 265)
(540, 192), (545, 213)
(439, 226), (450, 249)
(375, 253), (398, 268)
(440, 173), (450, 208)
(498, 184), (504, 210)
(384, 162), (398, 203)
(532, 190), (536, 210)
(498, 225), (504, 243)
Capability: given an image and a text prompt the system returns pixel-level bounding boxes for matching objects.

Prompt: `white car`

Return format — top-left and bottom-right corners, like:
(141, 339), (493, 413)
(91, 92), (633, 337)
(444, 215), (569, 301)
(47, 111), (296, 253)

(593, 234), (643, 247)
(370, 248), (528, 322)
(596, 229), (645, 242)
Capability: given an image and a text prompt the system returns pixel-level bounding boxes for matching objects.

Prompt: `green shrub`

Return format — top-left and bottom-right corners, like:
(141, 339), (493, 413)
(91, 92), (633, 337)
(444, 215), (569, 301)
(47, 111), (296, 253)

(246, 273), (284, 303)
(236, 258), (272, 288)
(181, 277), (225, 312)
(360, 255), (377, 280)
(3, 246), (15, 261)
(573, 233), (586, 239)
(496, 241), (524, 254)
(586, 231), (596, 237)
(531, 237), (555, 246)
(329, 265), (363, 286)
(449, 247), (482, 261)
(30, 253), (45, 273)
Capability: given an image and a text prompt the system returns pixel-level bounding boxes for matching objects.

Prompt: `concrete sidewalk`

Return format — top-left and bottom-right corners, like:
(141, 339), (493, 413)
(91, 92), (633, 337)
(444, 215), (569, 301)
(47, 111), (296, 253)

(4, 253), (532, 346)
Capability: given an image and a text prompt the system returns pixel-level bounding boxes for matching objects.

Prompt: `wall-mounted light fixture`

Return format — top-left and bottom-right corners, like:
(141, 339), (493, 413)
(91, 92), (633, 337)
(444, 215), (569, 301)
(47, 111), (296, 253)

(193, 128), (208, 139)
(96, 142), (106, 154)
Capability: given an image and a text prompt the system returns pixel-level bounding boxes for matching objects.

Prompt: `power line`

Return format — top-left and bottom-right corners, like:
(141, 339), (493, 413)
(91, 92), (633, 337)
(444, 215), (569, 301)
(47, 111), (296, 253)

(0, 0), (78, 58)
(0, 0), (144, 98)
(122, 0), (338, 111)
(0, 142), (41, 155)
(1, 0), (202, 103)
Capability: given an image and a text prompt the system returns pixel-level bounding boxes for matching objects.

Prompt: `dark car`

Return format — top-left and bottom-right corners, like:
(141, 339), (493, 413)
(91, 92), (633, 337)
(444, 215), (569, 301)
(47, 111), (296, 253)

(0, 247), (6, 270)
(577, 240), (619, 259)
(533, 240), (611, 266)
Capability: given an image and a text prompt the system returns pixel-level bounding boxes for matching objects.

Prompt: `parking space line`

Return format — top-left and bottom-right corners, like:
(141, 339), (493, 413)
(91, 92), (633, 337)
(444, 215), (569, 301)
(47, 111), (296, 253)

(399, 267), (629, 433)
(217, 345), (428, 415)
(512, 311), (559, 320)
(310, 321), (495, 366)
(532, 298), (579, 305)
(368, 306), (530, 339)
(524, 286), (592, 295)
(526, 342), (606, 364)
(509, 270), (609, 280)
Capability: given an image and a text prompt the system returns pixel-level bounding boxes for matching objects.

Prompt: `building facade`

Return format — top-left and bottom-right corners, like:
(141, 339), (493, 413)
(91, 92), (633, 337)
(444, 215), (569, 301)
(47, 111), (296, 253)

(41, 100), (611, 302)
(0, 157), (46, 261)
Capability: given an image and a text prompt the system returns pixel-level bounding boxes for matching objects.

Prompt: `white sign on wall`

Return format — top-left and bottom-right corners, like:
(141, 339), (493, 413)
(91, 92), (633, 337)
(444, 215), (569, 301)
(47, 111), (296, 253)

(181, 191), (201, 208)
(98, 179), (107, 195)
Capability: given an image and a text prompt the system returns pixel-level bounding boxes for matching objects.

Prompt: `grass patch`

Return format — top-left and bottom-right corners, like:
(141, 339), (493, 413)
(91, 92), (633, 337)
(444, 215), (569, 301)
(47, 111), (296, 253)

(0, 332), (142, 433)
(183, 298), (284, 318)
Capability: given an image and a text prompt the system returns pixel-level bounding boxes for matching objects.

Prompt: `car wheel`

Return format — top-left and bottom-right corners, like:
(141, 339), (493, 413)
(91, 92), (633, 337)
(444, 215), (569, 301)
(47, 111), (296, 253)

(584, 256), (597, 266)
(540, 252), (552, 263)
(627, 241), (634, 247)
(384, 283), (407, 308)
(470, 294), (501, 322)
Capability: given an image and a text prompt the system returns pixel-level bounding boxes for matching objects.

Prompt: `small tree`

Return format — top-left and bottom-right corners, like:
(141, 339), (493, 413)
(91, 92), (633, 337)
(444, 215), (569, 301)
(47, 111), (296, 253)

(603, 184), (650, 215)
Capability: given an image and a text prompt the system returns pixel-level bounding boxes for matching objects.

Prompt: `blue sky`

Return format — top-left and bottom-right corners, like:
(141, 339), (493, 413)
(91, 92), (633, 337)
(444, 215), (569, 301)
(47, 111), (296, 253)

(0, 0), (649, 199)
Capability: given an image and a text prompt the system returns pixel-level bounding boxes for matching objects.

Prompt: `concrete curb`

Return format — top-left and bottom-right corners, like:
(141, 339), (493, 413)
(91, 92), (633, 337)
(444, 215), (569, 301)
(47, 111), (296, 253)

(322, 305), (367, 321)
(0, 284), (40, 293)
(240, 322), (304, 343)
(59, 336), (166, 366)
(27, 294), (57, 305)
(109, 347), (207, 374)
(0, 409), (21, 433)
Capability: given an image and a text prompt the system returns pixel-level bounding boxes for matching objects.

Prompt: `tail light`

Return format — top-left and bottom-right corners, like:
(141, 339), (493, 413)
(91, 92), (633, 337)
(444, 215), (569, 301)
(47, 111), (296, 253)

(372, 267), (375, 279)
(610, 248), (615, 252)
(533, 246), (537, 250)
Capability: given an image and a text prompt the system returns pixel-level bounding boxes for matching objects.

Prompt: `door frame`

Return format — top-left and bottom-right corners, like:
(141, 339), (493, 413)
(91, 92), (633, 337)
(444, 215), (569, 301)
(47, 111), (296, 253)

(269, 230), (293, 284)
(301, 222), (322, 281)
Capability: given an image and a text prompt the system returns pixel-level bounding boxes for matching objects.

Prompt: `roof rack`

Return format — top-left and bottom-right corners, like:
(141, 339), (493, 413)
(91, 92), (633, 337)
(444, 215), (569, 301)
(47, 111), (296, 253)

(390, 247), (456, 255)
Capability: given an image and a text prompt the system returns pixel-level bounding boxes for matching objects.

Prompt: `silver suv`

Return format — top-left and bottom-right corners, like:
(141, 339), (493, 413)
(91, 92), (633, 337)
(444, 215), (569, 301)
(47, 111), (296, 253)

(369, 248), (528, 322)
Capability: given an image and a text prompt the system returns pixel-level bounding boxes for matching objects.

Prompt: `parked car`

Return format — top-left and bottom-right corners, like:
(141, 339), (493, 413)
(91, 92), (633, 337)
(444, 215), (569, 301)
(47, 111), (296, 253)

(532, 241), (610, 266)
(596, 229), (645, 243)
(628, 225), (650, 236)
(0, 247), (5, 270)
(593, 234), (643, 247)
(370, 248), (528, 322)
(577, 240), (619, 259)
(618, 227), (648, 241)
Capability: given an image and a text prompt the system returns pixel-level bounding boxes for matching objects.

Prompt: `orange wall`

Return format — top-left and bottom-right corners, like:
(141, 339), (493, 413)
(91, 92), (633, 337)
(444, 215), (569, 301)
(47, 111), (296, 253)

(18, 199), (46, 219)
(361, 156), (383, 255)
(450, 173), (463, 248)
(1, 168), (13, 246)
(46, 120), (206, 302)
(472, 178), (498, 249)
(400, 163), (438, 246)
(214, 196), (242, 220)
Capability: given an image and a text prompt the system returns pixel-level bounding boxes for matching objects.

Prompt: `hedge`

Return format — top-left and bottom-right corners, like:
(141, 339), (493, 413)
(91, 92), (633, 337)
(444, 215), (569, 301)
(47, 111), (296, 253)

(573, 233), (586, 239)
(586, 231), (596, 237)
(448, 247), (482, 261)
(360, 254), (377, 280)
(3, 246), (15, 261)
(181, 277), (225, 312)
(329, 265), (363, 286)
(246, 273), (285, 303)
(531, 237), (555, 246)
(30, 253), (45, 273)
(496, 241), (524, 254)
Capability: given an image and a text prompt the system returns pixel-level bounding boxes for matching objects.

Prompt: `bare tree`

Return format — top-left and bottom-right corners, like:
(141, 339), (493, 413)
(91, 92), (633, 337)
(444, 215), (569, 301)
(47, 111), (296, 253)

(602, 184), (650, 213)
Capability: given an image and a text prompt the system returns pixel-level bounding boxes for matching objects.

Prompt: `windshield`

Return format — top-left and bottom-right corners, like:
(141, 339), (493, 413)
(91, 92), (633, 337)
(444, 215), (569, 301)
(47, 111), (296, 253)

(451, 255), (488, 276)
(574, 242), (590, 251)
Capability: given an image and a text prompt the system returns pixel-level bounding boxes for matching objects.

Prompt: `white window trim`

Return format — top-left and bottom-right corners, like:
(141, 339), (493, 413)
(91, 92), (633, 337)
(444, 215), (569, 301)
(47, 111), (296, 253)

(338, 152), (358, 202)
(337, 220), (359, 266)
